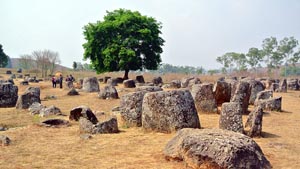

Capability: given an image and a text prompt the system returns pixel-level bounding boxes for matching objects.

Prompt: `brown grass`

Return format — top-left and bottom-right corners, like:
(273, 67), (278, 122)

(1, 69), (300, 168)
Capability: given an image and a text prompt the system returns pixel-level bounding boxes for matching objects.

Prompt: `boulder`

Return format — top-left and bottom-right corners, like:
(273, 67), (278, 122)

(255, 90), (273, 101)
(39, 105), (62, 117)
(213, 80), (231, 106)
(164, 128), (271, 169)
(0, 126), (8, 131)
(0, 135), (11, 146)
(82, 77), (100, 92)
(67, 88), (79, 96)
(40, 119), (70, 127)
(6, 70), (12, 74)
(136, 75), (145, 83)
(278, 79), (287, 92)
(98, 85), (119, 99)
(270, 83), (279, 92)
(0, 82), (18, 107)
(287, 79), (299, 90)
(69, 106), (98, 124)
(104, 76), (111, 83)
(248, 80), (265, 105)
(123, 79), (136, 88)
(17, 68), (22, 73)
(16, 87), (41, 109)
(10, 74), (16, 79)
(152, 76), (163, 86)
(79, 117), (118, 134)
(262, 78), (275, 89)
(225, 79), (238, 99)
(191, 83), (217, 113)
(28, 102), (45, 115)
(219, 102), (244, 133)
(17, 74), (23, 78)
(107, 78), (118, 86)
(142, 89), (200, 133)
(120, 91), (148, 127)
(181, 77), (200, 88)
(230, 81), (251, 114)
(169, 80), (181, 88)
(245, 106), (264, 137)
(135, 86), (162, 92)
(255, 97), (282, 111)
(20, 81), (29, 86)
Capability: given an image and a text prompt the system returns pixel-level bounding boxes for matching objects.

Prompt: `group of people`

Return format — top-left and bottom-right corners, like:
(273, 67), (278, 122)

(51, 74), (75, 88)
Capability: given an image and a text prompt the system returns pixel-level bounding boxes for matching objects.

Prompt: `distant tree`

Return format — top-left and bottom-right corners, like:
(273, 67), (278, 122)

(31, 49), (60, 77)
(72, 61), (77, 70)
(278, 37), (299, 76)
(217, 52), (246, 73)
(83, 9), (165, 79)
(246, 47), (264, 73)
(207, 69), (219, 75)
(262, 37), (283, 74)
(19, 54), (34, 69)
(0, 44), (8, 68)
(216, 53), (234, 73)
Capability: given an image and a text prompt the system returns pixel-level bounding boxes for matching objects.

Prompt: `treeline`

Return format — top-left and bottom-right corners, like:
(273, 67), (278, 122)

(217, 36), (300, 76)
(150, 63), (205, 74)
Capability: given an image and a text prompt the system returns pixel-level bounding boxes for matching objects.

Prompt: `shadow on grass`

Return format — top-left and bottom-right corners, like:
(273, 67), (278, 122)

(261, 131), (280, 138)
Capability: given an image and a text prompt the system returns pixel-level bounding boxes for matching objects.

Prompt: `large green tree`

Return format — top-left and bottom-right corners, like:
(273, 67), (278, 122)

(216, 52), (246, 73)
(83, 9), (165, 79)
(278, 37), (299, 76)
(246, 47), (264, 73)
(262, 37), (283, 74)
(0, 44), (9, 68)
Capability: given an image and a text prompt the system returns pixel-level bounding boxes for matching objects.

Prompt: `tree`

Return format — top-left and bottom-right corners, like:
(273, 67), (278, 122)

(278, 37), (299, 76)
(0, 44), (8, 68)
(83, 9), (165, 79)
(216, 53), (234, 73)
(31, 49), (60, 77)
(262, 37), (283, 74)
(216, 52), (246, 73)
(19, 54), (34, 69)
(246, 47), (264, 73)
(72, 61), (77, 70)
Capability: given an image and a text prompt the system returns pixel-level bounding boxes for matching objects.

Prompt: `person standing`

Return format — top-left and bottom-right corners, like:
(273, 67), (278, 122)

(52, 76), (56, 88)
(59, 74), (63, 89)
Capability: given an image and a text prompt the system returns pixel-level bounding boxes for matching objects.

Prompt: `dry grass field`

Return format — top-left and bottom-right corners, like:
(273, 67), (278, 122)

(1, 70), (300, 169)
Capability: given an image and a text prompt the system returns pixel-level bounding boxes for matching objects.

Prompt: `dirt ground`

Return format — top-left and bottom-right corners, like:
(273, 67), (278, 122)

(1, 75), (300, 169)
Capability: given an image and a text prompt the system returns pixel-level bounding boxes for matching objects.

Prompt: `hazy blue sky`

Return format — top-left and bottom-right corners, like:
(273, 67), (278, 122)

(1, 0), (300, 69)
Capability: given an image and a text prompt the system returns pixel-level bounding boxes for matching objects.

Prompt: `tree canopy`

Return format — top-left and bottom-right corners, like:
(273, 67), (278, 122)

(82, 9), (165, 79)
(0, 44), (9, 68)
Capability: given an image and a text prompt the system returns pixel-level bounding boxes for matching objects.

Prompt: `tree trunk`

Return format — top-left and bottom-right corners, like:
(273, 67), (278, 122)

(123, 69), (129, 80)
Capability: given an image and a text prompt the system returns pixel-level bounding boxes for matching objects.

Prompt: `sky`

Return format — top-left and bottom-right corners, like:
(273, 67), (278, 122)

(1, 0), (300, 70)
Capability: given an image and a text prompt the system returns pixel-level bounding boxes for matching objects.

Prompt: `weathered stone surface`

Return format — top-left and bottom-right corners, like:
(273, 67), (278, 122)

(17, 68), (22, 73)
(79, 117), (119, 134)
(245, 106), (264, 137)
(0, 126), (8, 131)
(278, 79), (287, 92)
(40, 119), (70, 127)
(262, 78), (275, 89)
(6, 70), (12, 74)
(135, 86), (162, 92)
(0, 82), (18, 107)
(152, 76), (163, 86)
(10, 74), (16, 79)
(213, 80), (231, 106)
(107, 78), (118, 86)
(20, 81), (29, 86)
(82, 77), (100, 92)
(287, 79), (299, 90)
(225, 79), (238, 99)
(0, 135), (11, 146)
(248, 80), (265, 105)
(69, 106), (98, 124)
(169, 80), (181, 88)
(270, 83), (279, 92)
(67, 88), (79, 96)
(123, 79), (136, 88)
(142, 90), (200, 133)
(104, 76), (111, 83)
(93, 117), (119, 134)
(28, 102), (45, 115)
(230, 81), (251, 114)
(256, 90), (273, 101)
(181, 77), (201, 88)
(39, 105), (62, 117)
(136, 75), (145, 83)
(164, 128), (271, 169)
(98, 85), (119, 99)
(17, 74), (23, 78)
(219, 102), (244, 133)
(191, 83), (217, 113)
(255, 97), (282, 111)
(16, 87), (41, 109)
(120, 91), (148, 127)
